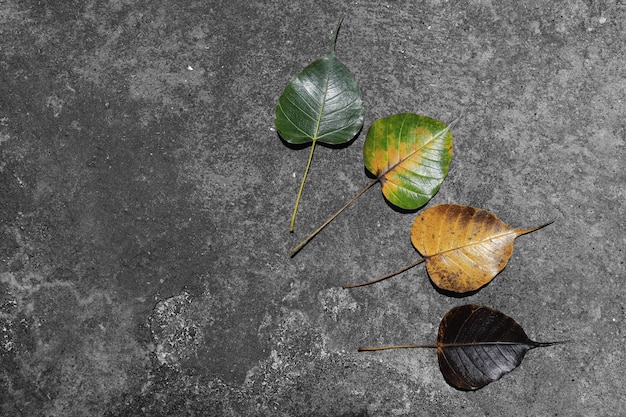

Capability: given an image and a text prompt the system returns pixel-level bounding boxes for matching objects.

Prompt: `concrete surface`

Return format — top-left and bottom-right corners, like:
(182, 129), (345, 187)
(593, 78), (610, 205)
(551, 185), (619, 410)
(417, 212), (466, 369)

(1, 0), (625, 415)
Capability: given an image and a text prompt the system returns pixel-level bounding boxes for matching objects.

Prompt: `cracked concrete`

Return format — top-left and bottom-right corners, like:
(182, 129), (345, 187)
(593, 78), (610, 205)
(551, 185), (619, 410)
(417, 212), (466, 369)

(1, 0), (625, 415)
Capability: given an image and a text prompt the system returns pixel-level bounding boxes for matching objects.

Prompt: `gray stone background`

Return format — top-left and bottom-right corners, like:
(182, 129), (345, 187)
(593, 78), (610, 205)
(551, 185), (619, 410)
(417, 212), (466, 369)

(1, 0), (624, 415)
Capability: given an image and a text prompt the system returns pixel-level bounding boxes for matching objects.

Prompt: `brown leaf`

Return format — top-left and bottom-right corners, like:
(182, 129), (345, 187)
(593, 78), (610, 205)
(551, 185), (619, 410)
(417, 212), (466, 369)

(436, 304), (561, 390)
(343, 204), (551, 292)
(358, 304), (565, 391)
(411, 204), (552, 293)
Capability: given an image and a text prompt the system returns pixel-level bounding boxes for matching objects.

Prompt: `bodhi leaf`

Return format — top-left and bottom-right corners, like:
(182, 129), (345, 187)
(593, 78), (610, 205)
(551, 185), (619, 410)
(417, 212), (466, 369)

(275, 19), (364, 232)
(289, 114), (458, 256)
(342, 204), (552, 292)
(363, 113), (454, 210)
(411, 204), (552, 293)
(358, 304), (564, 391)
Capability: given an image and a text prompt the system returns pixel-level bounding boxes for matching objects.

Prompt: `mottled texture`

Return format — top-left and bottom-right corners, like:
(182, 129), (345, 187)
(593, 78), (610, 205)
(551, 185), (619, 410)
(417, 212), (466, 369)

(0, 0), (624, 415)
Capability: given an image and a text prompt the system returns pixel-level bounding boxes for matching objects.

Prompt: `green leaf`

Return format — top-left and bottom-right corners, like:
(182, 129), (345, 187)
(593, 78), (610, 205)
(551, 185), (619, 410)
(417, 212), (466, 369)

(275, 19), (364, 232)
(290, 113), (458, 256)
(363, 113), (454, 210)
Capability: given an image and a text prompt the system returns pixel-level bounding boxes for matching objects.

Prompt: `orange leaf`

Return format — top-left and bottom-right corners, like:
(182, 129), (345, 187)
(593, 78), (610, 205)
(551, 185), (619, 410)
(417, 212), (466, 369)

(411, 204), (552, 293)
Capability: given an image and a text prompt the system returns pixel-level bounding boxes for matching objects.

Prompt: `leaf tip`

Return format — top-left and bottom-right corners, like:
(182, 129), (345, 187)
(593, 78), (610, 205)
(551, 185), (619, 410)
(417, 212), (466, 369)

(447, 110), (465, 131)
(517, 218), (555, 236)
(330, 17), (345, 55)
(533, 339), (571, 348)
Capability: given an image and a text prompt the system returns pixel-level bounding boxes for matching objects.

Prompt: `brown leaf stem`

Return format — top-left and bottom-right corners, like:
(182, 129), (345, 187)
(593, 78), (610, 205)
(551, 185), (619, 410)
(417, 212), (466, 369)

(341, 258), (425, 289)
(358, 344), (437, 351)
(289, 178), (379, 256)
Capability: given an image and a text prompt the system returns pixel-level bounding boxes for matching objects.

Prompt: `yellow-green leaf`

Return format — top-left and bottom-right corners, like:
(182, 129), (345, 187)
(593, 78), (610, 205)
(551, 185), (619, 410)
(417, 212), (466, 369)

(363, 113), (453, 210)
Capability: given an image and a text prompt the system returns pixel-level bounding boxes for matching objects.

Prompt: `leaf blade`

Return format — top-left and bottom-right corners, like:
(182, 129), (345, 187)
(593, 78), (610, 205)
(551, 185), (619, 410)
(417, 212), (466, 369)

(274, 48), (364, 146)
(411, 204), (550, 293)
(357, 304), (563, 391)
(437, 304), (544, 390)
(363, 113), (454, 210)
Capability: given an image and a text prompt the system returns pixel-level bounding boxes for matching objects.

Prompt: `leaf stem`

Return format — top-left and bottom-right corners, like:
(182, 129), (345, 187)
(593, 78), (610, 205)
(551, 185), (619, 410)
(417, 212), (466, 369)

(290, 140), (318, 232)
(289, 178), (379, 255)
(342, 258), (425, 289)
(358, 343), (437, 352)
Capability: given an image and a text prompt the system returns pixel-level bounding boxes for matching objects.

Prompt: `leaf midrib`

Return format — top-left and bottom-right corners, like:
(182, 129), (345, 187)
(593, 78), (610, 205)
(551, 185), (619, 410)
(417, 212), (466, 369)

(379, 116), (450, 180)
(439, 341), (531, 348)
(425, 228), (517, 259)
(311, 62), (332, 144)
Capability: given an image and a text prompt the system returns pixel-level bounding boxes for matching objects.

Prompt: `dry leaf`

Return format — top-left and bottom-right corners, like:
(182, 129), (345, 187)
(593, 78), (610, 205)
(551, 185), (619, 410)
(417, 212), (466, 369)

(343, 204), (552, 293)
(359, 304), (565, 390)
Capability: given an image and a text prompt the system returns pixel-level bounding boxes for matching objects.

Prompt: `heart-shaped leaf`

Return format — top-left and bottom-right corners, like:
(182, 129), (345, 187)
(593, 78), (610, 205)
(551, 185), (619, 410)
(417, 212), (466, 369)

(275, 19), (364, 232)
(363, 113), (454, 210)
(411, 204), (552, 293)
(342, 204), (552, 292)
(289, 114), (459, 255)
(359, 304), (564, 391)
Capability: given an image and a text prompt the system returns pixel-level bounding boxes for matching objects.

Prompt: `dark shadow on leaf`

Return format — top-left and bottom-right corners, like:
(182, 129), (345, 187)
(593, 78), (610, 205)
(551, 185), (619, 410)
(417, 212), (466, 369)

(277, 127), (362, 151)
(429, 279), (482, 298)
(320, 129), (362, 149)
(363, 166), (376, 179)
(382, 198), (422, 214)
(425, 269), (501, 298)
(277, 133), (310, 150)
